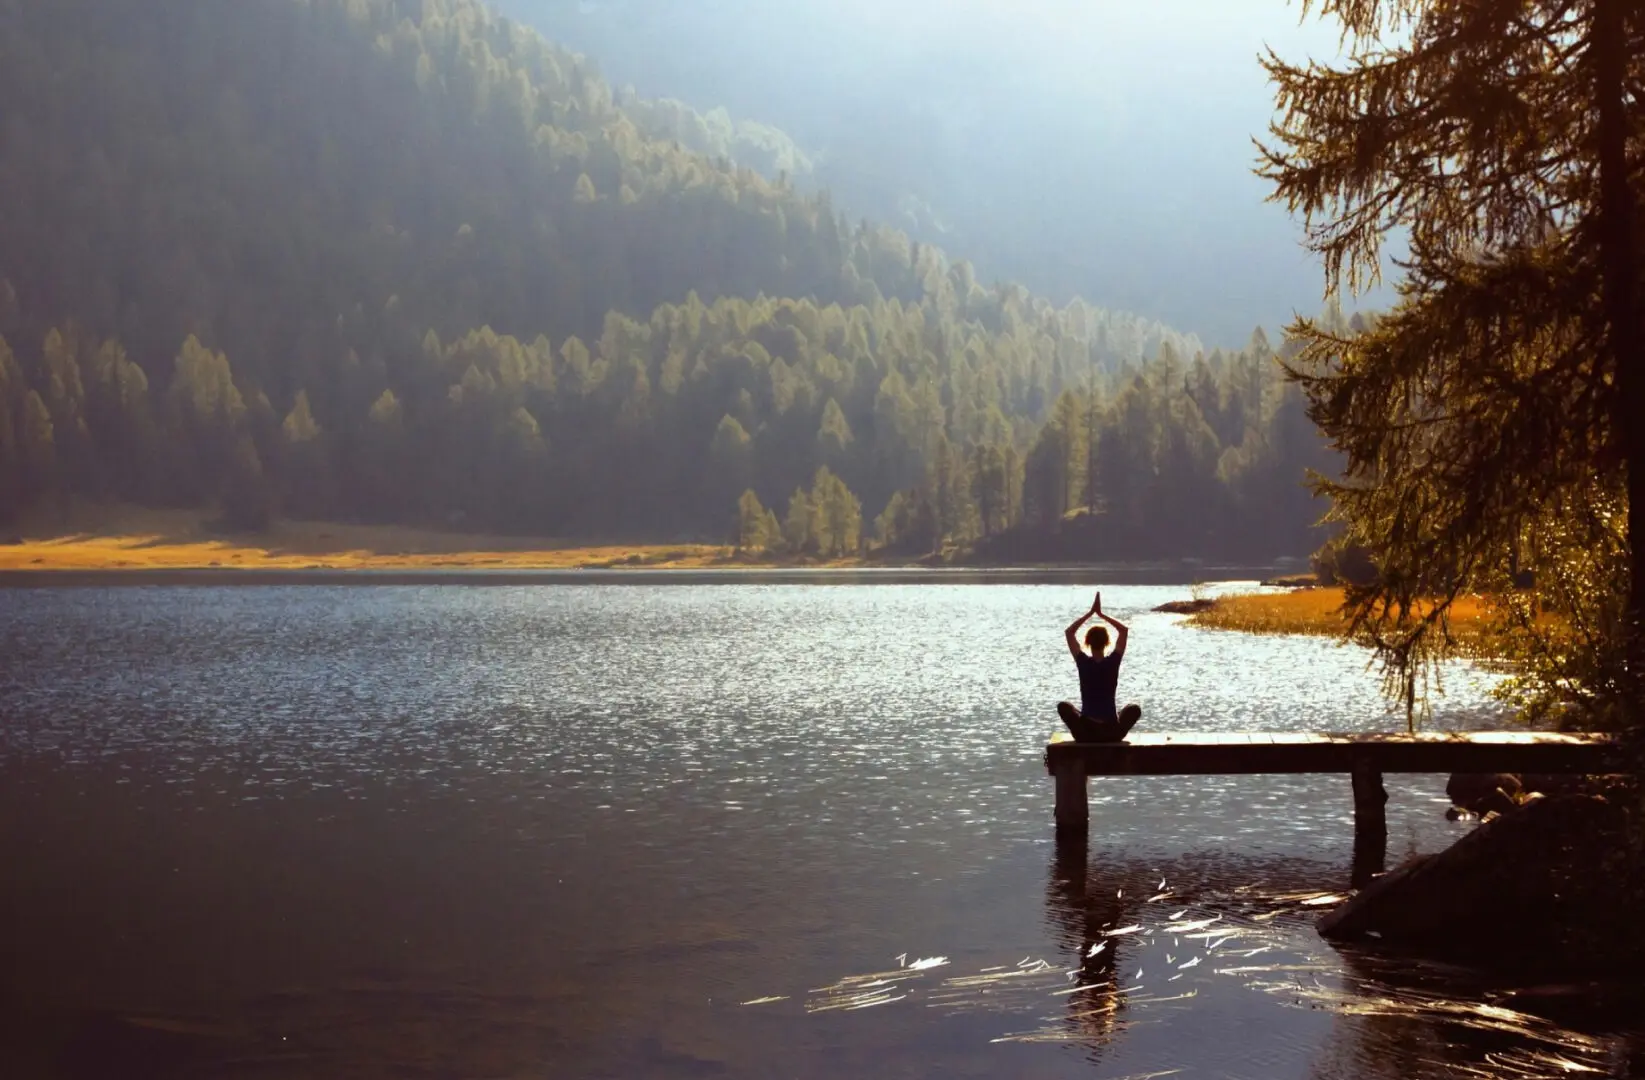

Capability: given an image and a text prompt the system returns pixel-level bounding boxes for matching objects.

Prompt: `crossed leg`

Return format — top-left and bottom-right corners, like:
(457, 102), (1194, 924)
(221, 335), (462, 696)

(1058, 702), (1143, 743)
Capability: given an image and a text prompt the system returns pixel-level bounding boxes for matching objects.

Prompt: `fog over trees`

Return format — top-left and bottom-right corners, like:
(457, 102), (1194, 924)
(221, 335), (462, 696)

(495, 0), (1371, 347)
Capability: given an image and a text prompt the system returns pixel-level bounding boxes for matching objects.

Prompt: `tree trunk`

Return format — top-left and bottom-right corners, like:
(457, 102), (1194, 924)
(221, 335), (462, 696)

(1594, 0), (1644, 732)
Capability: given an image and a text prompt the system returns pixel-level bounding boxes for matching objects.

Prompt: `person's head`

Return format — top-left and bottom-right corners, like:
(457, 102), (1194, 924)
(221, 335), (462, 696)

(1085, 625), (1110, 656)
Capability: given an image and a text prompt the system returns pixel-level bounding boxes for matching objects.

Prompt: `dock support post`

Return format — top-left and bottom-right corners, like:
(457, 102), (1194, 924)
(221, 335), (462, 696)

(1054, 757), (1089, 835)
(1350, 760), (1388, 887)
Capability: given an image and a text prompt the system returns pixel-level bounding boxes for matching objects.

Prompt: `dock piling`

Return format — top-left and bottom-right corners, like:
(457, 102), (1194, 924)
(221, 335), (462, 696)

(1350, 759), (1388, 885)
(1350, 759), (1388, 839)
(1053, 756), (1089, 835)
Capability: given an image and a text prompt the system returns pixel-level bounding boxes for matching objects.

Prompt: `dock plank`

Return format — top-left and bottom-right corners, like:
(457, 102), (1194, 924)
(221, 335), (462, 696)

(1044, 731), (1624, 777)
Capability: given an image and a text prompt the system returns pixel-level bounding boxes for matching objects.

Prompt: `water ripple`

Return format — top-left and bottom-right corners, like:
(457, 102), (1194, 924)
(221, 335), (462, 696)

(1, 582), (1617, 1080)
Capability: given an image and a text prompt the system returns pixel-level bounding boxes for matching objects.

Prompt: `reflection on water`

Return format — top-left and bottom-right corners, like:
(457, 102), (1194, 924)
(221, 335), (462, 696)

(1042, 840), (1134, 1057)
(1037, 841), (1635, 1080)
(0, 579), (1638, 1078)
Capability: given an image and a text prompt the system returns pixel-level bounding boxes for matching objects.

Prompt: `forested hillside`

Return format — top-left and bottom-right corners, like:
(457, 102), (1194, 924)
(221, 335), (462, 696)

(493, 0), (1359, 346)
(0, 0), (1333, 560)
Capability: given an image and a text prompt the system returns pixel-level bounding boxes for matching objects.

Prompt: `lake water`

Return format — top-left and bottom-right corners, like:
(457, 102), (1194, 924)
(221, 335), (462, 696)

(0, 576), (1638, 1079)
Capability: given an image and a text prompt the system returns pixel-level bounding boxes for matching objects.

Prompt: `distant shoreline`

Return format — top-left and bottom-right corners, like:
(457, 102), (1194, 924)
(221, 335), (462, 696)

(0, 509), (831, 575)
(0, 507), (1306, 585)
(0, 564), (1298, 589)
(0, 542), (825, 575)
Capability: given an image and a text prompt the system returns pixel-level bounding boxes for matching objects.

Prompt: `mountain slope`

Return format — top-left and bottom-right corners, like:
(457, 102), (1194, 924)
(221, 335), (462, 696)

(0, 0), (1203, 395)
(0, 0), (1329, 558)
(492, 0), (1362, 346)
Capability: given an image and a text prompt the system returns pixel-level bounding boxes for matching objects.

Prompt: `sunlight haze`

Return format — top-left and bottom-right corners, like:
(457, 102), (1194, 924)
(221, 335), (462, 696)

(503, 0), (1363, 344)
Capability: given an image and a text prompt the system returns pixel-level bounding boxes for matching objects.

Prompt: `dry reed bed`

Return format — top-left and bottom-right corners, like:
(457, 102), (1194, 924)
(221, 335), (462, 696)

(1188, 588), (1501, 654)
(0, 507), (738, 571)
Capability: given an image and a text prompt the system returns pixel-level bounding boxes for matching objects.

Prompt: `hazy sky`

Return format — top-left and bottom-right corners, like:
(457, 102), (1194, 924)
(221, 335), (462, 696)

(506, 0), (1380, 343)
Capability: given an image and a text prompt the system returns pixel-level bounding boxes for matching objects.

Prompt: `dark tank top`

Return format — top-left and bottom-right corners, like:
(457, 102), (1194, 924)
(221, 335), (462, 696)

(1075, 651), (1120, 721)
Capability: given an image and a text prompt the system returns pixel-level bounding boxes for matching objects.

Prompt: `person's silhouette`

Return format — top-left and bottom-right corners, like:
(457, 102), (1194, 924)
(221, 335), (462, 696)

(1058, 591), (1142, 743)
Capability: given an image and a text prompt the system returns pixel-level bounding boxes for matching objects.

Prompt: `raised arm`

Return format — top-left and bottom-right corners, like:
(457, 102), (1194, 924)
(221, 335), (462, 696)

(1098, 604), (1129, 660)
(1064, 595), (1099, 658)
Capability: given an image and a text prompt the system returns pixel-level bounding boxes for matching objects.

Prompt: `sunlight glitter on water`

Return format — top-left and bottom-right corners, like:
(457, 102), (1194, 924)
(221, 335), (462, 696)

(0, 579), (1633, 1079)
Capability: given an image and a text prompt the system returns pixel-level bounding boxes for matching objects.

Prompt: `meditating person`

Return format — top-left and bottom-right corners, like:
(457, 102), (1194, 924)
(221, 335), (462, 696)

(1058, 591), (1142, 743)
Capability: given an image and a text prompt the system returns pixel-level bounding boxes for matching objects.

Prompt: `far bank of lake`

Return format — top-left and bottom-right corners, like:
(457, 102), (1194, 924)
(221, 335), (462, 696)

(1, 504), (1310, 578)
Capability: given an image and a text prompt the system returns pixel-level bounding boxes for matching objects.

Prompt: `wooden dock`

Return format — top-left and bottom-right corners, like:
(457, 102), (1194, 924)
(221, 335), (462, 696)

(1045, 730), (1626, 844)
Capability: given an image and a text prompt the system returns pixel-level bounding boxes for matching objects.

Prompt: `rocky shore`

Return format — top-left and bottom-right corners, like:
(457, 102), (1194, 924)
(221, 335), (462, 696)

(1321, 786), (1644, 976)
(1152, 598), (1216, 614)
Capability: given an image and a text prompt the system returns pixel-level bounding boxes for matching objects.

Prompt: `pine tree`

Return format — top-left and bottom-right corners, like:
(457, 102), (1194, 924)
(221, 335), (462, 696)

(359, 389), (406, 521)
(932, 436), (978, 546)
(38, 328), (96, 492)
(20, 389), (57, 505)
(1260, 0), (1645, 727)
(219, 433), (272, 531)
(811, 466), (862, 557)
(169, 336), (245, 429)
(0, 338), (24, 519)
(1022, 420), (1068, 527)
(816, 397), (854, 467)
(736, 488), (772, 552)
(971, 444), (997, 538)
(1083, 385), (1103, 513)
(279, 389), (329, 516)
(782, 488), (814, 555)
(875, 491), (910, 550)
(82, 338), (157, 500)
(1051, 390), (1088, 515)
(281, 391), (321, 444)
(1001, 444), (1024, 530)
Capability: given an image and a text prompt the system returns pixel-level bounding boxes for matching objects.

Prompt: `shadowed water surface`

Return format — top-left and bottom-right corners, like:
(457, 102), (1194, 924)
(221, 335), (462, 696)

(0, 580), (1638, 1078)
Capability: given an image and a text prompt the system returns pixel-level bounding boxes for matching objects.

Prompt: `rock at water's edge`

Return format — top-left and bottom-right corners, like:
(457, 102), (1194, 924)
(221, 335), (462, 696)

(1320, 795), (1644, 975)
(1153, 599), (1215, 615)
(1445, 772), (1522, 816)
(1444, 771), (1636, 818)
